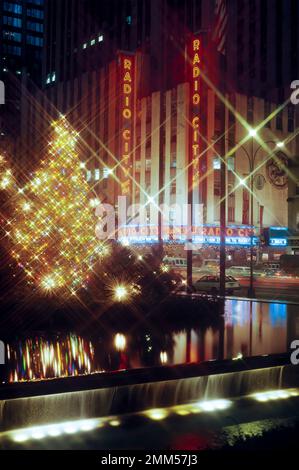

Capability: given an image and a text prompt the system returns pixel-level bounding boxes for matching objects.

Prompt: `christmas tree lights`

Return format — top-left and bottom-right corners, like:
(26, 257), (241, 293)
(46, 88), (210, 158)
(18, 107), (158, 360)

(0, 154), (14, 191)
(9, 117), (102, 295)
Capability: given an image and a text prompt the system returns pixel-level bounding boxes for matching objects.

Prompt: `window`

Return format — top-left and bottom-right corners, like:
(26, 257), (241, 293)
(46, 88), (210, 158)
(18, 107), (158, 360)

(3, 44), (21, 55)
(27, 8), (44, 19)
(3, 16), (22, 27)
(26, 0), (43, 5)
(98, 34), (103, 42)
(227, 157), (235, 171)
(27, 21), (43, 32)
(86, 170), (91, 182)
(170, 181), (176, 195)
(26, 35), (43, 46)
(103, 168), (111, 178)
(213, 156), (221, 170)
(90, 38), (96, 46)
(3, 2), (22, 14)
(94, 169), (100, 180)
(3, 30), (21, 41)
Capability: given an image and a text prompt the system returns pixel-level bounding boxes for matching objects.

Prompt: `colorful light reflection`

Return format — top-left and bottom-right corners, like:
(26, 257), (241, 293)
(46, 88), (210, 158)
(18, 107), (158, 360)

(8, 334), (96, 383)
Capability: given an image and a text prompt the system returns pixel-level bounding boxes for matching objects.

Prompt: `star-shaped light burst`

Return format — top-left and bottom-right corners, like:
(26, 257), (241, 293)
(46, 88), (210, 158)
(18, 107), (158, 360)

(0, 154), (14, 191)
(10, 117), (104, 295)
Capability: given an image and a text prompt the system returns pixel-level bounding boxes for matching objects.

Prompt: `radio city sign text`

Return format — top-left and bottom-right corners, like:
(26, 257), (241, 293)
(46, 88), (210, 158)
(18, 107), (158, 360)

(190, 37), (201, 187)
(120, 54), (134, 196)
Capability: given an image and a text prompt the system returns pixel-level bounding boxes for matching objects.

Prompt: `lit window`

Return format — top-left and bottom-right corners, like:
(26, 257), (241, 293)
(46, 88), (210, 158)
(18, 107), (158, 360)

(51, 72), (56, 82)
(83, 43), (87, 49)
(3, 44), (21, 55)
(98, 35), (103, 42)
(90, 38), (96, 46)
(27, 8), (44, 19)
(3, 31), (22, 42)
(27, 0), (43, 5)
(94, 169), (100, 181)
(86, 170), (92, 182)
(3, 16), (22, 27)
(213, 156), (221, 170)
(26, 35), (43, 46)
(27, 21), (43, 33)
(3, 2), (22, 14)
(103, 168), (111, 178)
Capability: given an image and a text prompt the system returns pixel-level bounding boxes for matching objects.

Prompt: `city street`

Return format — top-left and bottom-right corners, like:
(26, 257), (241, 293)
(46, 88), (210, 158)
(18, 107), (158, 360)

(236, 277), (299, 302)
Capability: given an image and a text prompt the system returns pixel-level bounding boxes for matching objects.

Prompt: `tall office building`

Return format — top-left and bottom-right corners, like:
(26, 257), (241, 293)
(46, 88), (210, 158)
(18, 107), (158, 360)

(0, 0), (44, 153)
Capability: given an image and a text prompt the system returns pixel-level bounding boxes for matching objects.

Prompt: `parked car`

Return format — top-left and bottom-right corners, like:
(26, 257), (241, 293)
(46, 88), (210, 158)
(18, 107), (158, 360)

(193, 275), (241, 295)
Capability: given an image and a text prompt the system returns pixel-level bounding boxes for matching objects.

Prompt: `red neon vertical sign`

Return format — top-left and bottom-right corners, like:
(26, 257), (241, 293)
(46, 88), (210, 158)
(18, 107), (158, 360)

(189, 36), (201, 197)
(119, 53), (135, 197)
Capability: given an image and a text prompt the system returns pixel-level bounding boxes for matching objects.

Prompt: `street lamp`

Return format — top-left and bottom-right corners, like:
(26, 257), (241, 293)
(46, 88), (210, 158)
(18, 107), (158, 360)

(242, 135), (284, 297)
(216, 132), (284, 298)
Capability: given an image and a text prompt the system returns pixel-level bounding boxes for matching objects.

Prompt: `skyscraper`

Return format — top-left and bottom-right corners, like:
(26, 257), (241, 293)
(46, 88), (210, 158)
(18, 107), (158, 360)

(0, 0), (44, 152)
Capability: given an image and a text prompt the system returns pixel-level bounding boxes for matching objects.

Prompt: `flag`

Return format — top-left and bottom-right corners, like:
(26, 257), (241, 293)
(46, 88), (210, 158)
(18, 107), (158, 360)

(213, 0), (228, 55)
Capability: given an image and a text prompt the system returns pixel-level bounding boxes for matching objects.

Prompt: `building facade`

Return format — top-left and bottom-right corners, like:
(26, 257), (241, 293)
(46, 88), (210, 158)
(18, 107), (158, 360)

(13, 0), (299, 263)
(0, 0), (44, 155)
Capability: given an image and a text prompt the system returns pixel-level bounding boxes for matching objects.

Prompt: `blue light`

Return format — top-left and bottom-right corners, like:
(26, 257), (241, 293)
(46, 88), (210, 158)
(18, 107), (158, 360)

(269, 303), (287, 326)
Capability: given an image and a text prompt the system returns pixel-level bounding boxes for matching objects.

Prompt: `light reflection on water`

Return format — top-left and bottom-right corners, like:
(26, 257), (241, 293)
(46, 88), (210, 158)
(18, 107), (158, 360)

(6, 335), (97, 383)
(3, 299), (297, 383)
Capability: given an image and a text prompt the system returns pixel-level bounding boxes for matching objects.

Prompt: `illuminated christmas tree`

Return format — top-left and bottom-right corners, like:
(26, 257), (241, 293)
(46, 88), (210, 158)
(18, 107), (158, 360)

(0, 154), (15, 192)
(10, 117), (102, 296)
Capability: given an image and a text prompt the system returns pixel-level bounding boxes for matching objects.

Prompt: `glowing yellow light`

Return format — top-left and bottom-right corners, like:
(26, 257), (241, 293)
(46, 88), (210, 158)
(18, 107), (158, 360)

(160, 351), (168, 364)
(9, 117), (100, 296)
(11, 418), (101, 443)
(196, 399), (232, 412)
(161, 264), (169, 273)
(89, 198), (100, 208)
(144, 408), (169, 421)
(109, 419), (121, 427)
(114, 333), (126, 351)
(251, 389), (299, 402)
(0, 176), (11, 189)
(40, 273), (64, 291)
(249, 128), (257, 137)
(232, 352), (243, 360)
(22, 202), (31, 212)
(276, 141), (284, 148)
(114, 284), (129, 302)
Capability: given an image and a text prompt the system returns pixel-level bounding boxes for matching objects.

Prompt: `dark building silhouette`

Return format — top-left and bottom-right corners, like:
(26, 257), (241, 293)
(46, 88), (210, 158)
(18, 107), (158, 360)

(0, 0), (44, 153)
